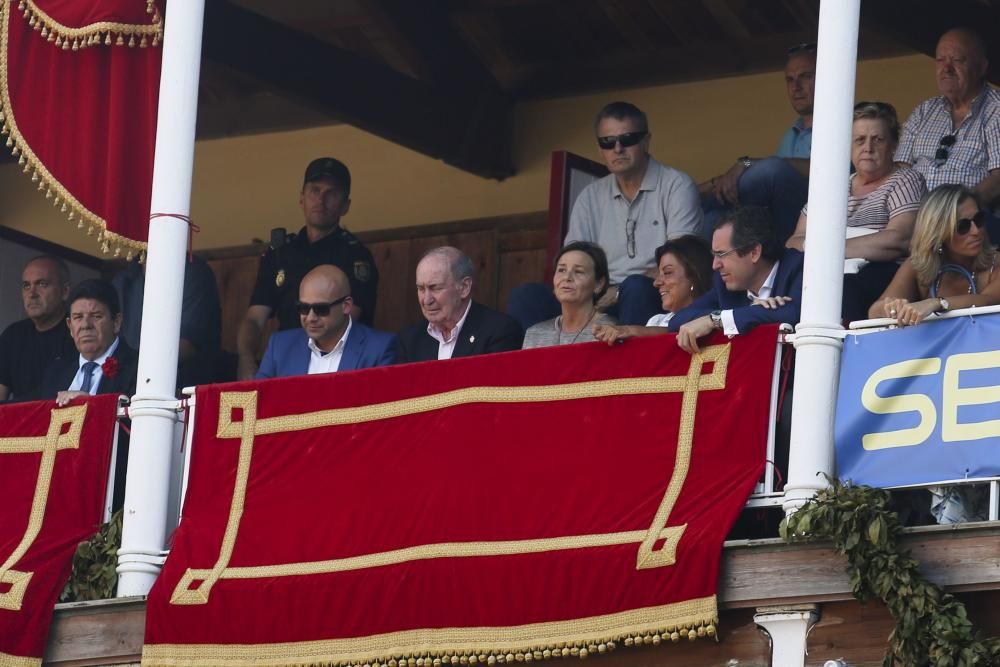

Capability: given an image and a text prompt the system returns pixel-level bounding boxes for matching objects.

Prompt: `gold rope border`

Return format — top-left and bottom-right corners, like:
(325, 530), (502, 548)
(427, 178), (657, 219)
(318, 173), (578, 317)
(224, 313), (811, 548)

(170, 345), (730, 605)
(142, 595), (719, 667)
(0, 0), (148, 260)
(16, 0), (162, 51)
(0, 652), (41, 667)
(0, 405), (87, 610)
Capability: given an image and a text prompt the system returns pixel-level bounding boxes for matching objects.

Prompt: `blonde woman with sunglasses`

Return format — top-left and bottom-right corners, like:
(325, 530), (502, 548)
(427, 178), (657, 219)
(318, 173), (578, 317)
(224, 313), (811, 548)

(869, 184), (999, 325)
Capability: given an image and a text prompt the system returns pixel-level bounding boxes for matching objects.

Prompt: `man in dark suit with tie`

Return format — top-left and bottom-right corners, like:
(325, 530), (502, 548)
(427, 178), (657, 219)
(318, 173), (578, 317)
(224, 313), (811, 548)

(668, 205), (804, 353)
(256, 264), (395, 379)
(32, 279), (139, 404)
(395, 246), (523, 363)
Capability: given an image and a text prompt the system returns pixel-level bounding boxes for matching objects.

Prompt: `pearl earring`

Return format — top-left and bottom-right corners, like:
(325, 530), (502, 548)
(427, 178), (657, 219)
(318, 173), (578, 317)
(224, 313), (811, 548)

(936, 245), (944, 255)
(689, 285), (694, 292)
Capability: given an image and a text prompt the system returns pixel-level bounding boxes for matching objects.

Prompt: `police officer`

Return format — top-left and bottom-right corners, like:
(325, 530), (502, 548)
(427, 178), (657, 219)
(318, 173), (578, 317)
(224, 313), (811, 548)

(237, 157), (378, 380)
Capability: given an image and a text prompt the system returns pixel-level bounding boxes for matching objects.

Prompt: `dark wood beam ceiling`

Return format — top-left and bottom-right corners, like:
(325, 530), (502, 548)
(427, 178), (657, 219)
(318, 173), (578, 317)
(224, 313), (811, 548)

(861, 0), (1000, 84)
(201, 0), (515, 180)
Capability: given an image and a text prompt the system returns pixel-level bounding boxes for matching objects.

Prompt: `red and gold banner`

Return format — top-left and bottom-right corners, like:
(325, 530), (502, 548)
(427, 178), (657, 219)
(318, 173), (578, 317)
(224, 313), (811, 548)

(0, 394), (118, 666)
(0, 0), (163, 258)
(144, 329), (779, 667)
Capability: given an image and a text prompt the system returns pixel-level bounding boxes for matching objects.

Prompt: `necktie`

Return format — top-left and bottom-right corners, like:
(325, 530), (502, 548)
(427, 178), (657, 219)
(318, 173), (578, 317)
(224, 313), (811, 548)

(80, 361), (99, 394)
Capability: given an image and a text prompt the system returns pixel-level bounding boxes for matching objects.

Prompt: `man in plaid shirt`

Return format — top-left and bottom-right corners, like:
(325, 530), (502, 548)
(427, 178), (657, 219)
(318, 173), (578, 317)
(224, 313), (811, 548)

(895, 28), (1000, 241)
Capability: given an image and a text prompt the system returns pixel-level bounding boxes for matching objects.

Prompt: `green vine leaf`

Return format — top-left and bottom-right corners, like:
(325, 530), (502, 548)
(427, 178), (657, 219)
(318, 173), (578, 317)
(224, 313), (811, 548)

(60, 510), (123, 603)
(781, 476), (1000, 666)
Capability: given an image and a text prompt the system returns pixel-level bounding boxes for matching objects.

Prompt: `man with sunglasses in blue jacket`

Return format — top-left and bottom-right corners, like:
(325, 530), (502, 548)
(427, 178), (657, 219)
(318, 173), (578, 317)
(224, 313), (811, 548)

(256, 264), (395, 379)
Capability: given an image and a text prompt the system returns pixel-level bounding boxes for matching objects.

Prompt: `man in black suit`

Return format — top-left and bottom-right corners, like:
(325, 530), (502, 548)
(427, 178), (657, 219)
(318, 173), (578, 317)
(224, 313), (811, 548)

(33, 279), (139, 405)
(395, 246), (523, 363)
(668, 205), (804, 353)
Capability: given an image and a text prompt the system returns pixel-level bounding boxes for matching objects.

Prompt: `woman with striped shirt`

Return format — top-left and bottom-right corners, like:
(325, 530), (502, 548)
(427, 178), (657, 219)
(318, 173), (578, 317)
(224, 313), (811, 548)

(786, 101), (927, 321)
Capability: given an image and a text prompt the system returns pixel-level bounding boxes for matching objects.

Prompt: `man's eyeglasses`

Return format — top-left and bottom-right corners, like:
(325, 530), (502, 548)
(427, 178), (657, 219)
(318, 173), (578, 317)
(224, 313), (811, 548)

(712, 244), (753, 260)
(295, 296), (350, 317)
(597, 131), (647, 150)
(935, 134), (956, 166)
(625, 218), (637, 259)
(956, 210), (987, 236)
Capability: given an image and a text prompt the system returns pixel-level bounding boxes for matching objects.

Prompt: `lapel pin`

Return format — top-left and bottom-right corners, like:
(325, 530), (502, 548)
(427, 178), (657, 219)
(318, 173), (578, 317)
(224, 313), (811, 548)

(469, 335), (476, 343)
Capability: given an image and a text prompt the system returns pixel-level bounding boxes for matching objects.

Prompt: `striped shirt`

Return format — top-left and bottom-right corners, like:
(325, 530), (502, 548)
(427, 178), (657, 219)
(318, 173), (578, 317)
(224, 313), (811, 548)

(894, 86), (1000, 190)
(803, 167), (926, 231)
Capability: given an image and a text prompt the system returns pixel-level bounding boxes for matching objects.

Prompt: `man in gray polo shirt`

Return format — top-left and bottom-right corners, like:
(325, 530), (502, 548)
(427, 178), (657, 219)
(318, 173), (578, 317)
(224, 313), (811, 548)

(895, 27), (1000, 240)
(507, 101), (705, 327)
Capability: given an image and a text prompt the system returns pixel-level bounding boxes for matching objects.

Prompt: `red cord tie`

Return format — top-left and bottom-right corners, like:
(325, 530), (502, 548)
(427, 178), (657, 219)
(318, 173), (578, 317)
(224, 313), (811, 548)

(148, 212), (200, 261)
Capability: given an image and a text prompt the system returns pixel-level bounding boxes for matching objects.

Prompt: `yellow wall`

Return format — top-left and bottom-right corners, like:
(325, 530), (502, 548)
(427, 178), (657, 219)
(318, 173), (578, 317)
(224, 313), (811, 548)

(0, 53), (933, 256)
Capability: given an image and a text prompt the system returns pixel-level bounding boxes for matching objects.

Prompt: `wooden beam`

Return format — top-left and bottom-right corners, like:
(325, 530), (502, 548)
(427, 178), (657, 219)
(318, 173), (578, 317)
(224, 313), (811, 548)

(861, 0), (1000, 84)
(202, 1), (514, 180)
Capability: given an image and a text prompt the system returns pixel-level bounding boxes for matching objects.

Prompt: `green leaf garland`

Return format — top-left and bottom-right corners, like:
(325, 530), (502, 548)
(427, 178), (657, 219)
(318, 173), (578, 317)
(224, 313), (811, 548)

(780, 477), (1000, 666)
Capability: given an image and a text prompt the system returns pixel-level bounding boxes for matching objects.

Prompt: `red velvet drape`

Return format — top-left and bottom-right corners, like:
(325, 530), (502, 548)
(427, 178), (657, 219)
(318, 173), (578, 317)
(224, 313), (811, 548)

(0, 394), (118, 664)
(145, 330), (779, 666)
(0, 0), (163, 257)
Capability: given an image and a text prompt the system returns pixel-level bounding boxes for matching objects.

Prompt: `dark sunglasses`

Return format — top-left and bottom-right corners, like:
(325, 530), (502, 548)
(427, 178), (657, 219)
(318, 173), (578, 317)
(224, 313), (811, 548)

(597, 131), (647, 150)
(295, 295), (349, 316)
(934, 134), (956, 166)
(956, 210), (987, 236)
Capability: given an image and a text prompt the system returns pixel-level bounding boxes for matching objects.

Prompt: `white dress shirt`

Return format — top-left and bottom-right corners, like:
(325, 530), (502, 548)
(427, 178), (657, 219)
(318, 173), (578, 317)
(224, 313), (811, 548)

(306, 318), (352, 375)
(427, 300), (472, 360)
(69, 337), (120, 394)
(720, 261), (780, 335)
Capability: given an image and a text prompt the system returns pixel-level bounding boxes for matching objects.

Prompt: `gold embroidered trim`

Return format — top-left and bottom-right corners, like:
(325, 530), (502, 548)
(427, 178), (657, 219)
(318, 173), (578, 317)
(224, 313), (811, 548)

(0, 405), (87, 610)
(170, 346), (729, 606)
(0, 0), (148, 260)
(16, 0), (162, 50)
(142, 595), (719, 667)
(0, 652), (42, 667)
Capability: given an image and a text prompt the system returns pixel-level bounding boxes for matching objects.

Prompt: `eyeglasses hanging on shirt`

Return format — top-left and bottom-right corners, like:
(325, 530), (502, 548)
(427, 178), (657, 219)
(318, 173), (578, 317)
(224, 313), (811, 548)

(625, 218), (637, 258)
(934, 134), (957, 167)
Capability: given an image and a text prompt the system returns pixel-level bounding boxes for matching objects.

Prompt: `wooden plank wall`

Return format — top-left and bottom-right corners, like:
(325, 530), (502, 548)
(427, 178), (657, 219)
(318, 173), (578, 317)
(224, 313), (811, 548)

(199, 211), (548, 355)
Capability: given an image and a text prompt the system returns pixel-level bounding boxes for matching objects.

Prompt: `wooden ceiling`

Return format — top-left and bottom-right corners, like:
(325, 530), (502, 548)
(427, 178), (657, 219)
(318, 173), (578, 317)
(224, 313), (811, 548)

(192, 0), (1000, 179)
(7, 0), (1000, 177)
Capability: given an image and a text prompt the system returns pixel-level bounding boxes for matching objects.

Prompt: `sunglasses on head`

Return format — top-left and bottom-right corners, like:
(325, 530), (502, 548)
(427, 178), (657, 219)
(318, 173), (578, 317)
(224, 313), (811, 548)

(295, 295), (349, 317)
(935, 134), (956, 166)
(956, 210), (987, 236)
(597, 131), (647, 150)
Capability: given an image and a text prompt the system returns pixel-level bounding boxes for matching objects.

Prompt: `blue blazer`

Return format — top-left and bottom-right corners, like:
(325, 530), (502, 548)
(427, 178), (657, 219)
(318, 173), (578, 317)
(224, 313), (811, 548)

(256, 322), (396, 379)
(668, 248), (804, 333)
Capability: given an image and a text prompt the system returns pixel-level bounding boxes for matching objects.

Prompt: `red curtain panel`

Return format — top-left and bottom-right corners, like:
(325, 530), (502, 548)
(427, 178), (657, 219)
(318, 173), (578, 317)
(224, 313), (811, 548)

(0, 393), (118, 665)
(145, 330), (778, 666)
(0, 0), (163, 258)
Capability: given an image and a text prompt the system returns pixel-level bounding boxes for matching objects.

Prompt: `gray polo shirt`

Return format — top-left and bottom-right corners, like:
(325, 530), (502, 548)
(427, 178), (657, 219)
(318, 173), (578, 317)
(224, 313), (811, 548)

(564, 157), (706, 283)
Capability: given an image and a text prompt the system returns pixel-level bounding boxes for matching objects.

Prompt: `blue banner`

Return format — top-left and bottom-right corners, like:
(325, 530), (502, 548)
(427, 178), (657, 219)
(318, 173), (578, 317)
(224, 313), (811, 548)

(836, 313), (1000, 487)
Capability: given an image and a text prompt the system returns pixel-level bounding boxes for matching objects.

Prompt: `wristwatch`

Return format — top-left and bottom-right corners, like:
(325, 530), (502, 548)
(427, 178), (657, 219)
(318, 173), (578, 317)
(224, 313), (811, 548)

(937, 297), (950, 312)
(737, 155), (753, 169)
(709, 310), (723, 329)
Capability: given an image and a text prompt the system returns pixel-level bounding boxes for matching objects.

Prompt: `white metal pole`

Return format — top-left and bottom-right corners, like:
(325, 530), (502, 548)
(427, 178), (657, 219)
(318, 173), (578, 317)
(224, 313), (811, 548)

(782, 0), (859, 516)
(117, 0), (206, 597)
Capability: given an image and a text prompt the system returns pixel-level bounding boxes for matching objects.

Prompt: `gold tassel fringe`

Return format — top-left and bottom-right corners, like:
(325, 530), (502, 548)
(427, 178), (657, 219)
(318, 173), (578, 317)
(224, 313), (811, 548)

(141, 619), (719, 667)
(17, 0), (162, 52)
(0, 0), (148, 258)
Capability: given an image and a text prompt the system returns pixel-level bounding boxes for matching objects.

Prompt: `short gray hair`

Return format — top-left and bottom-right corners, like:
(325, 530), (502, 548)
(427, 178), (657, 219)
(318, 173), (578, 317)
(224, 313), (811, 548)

(420, 246), (474, 282)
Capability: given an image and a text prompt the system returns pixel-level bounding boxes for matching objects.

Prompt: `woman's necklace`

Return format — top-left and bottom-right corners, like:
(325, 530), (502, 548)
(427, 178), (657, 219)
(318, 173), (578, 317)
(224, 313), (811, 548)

(560, 307), (598, 344)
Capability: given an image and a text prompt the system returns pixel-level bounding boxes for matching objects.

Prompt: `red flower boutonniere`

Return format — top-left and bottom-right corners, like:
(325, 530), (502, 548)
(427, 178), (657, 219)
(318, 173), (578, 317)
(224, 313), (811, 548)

(102, 356), (120, 380)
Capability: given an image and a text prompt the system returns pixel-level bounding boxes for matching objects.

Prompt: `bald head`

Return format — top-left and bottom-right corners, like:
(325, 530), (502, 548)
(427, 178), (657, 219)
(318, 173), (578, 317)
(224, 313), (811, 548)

(936, 28), (989, 103)
(21, 255), (70, 330)
(298, 265), (353, 351)
(300, 264), (351, 298)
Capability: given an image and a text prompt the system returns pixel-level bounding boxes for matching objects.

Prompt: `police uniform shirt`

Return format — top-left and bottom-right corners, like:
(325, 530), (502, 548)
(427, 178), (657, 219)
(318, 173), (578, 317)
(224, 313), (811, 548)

(249, 226), (379, 330)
